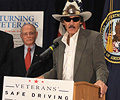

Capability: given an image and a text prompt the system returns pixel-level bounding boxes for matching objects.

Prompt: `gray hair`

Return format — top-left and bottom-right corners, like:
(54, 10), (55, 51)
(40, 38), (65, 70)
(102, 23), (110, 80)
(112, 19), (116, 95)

(20, 23), (36, 33)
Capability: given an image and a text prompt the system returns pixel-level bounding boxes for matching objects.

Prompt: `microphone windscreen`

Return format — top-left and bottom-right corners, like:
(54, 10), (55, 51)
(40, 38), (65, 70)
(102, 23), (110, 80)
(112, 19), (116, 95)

(52, 42), (59, 49)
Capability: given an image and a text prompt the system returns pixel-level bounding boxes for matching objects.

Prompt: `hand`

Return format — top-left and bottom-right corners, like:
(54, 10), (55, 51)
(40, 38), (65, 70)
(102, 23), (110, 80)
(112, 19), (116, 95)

(94, 80), (108, 98)
(37, 76), (44, 79)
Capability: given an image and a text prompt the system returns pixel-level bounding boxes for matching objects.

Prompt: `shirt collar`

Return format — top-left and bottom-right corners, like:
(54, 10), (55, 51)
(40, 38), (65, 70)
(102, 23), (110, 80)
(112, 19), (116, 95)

(24, 44), (35, 51)
(62, 28), (80, 45)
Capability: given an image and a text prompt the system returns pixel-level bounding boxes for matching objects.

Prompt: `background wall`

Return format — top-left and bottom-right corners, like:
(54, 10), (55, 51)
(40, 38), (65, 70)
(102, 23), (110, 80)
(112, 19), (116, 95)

(0, 0), (105, 48)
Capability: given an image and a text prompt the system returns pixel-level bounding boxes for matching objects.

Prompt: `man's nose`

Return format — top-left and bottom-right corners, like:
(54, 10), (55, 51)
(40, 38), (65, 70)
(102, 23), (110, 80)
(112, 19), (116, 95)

(69, 20), (74, 25)
(27, 33), (30, 37)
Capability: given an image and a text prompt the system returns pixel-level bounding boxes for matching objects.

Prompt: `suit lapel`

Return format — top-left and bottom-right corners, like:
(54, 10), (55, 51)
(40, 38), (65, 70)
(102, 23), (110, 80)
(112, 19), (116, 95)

(31, 45), (40, 64)
(58, 30), (88, 79)
(74, 29), (88, 75)
(58, 41), (65, 79)
(18, 45), (27, 73)
(0, 34), (3, 56)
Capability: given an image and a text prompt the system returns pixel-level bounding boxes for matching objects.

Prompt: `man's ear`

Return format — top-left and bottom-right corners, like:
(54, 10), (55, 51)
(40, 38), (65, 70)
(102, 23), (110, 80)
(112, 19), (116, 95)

(80, 22), (83, 25)
(20, 33), (22, 38)
(36, 31), (38, 38)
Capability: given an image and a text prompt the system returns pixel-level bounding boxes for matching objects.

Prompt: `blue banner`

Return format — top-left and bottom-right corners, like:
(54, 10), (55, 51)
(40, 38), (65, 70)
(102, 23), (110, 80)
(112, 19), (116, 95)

(100, 0), (120, 100)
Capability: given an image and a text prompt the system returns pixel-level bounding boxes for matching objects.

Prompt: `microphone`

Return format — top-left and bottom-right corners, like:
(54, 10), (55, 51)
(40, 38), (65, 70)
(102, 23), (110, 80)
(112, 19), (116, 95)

(39, 42), (59, 60)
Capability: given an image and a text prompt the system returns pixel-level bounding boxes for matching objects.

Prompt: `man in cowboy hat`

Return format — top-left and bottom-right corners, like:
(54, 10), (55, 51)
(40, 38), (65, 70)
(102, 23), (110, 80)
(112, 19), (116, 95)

(38, 1), (109, 97)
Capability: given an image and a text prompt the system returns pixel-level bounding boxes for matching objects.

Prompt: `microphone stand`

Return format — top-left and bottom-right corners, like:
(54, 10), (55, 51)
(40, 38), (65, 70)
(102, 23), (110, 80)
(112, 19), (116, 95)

(25, 56), (49, 77)
(26, 42), (58, 78)
(25, 60), (41, 77)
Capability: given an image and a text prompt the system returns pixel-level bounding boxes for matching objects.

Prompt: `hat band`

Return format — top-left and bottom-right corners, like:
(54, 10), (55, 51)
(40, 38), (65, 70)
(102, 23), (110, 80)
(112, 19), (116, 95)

(62, 10), (80, 15)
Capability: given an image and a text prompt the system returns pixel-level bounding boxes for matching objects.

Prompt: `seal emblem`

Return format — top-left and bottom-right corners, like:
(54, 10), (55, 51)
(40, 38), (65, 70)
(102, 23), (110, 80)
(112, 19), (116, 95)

(100, 10), (120, 63)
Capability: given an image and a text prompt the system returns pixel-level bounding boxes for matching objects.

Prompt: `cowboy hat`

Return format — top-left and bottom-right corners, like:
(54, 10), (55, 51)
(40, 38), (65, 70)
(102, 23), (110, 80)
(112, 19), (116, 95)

(52, 1), (92, 22)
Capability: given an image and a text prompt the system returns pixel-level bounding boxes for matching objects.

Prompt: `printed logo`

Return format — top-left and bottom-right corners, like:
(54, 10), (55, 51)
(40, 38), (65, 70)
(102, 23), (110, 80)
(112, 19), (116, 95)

(100, 10), (120, 63)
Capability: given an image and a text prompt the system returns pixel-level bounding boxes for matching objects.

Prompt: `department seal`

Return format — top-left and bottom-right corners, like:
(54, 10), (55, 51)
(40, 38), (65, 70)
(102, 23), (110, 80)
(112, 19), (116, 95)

(100, 10), (120, 63)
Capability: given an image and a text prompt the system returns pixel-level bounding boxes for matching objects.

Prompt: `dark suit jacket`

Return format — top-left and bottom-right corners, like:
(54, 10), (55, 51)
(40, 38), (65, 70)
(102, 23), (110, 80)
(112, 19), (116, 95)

(43, 28), (109, 84)
(0, 31), (13, 68)
(3, 45), (53, 77)
(0, 31), (13, 99)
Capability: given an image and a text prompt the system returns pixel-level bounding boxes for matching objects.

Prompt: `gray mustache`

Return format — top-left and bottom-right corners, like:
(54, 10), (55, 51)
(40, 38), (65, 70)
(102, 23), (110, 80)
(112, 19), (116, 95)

(69, 25), (75, 28)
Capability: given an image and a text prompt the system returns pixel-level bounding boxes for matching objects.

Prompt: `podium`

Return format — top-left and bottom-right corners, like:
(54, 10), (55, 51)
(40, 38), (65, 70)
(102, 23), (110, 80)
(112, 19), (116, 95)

(3, 77), (105, 100)
(73, 81), (105, 100)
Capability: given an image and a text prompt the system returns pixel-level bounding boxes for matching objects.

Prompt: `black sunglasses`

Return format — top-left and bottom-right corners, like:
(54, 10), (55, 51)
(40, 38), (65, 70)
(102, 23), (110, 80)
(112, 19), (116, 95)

(63, 17), (80, 22)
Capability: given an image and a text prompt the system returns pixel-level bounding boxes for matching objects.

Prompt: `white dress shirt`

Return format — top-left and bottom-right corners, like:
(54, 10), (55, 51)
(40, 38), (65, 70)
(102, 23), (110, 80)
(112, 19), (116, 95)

(24, 44), (35, 63)
(62, 29), (80, 80)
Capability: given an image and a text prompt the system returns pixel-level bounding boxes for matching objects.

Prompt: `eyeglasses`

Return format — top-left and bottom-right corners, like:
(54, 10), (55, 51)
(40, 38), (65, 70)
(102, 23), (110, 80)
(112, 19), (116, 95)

(63, 17), (80, 22)
(22, 32), (35, 36)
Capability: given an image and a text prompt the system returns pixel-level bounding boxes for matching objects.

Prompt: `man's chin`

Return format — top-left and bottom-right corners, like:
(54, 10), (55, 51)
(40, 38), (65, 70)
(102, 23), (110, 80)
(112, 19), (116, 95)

(25, 43), (34, 47)
(68, 30), (77, 35)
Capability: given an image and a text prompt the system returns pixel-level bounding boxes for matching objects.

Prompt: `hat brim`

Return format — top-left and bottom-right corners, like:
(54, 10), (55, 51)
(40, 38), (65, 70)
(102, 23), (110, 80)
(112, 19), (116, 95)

(52, 11), (92, 22)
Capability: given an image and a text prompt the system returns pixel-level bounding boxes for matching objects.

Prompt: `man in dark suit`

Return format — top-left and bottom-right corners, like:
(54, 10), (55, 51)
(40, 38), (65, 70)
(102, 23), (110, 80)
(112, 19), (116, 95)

(3, 23), (53, 77)
(38, 1), (109, 98)
(0, 31), (13, 99)
(0, 31), (13, 68)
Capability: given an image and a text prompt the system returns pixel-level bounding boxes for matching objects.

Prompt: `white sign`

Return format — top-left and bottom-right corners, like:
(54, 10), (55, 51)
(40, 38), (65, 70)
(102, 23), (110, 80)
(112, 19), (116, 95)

(0, 11), (43, 47)
(2, 76), (74, 100)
